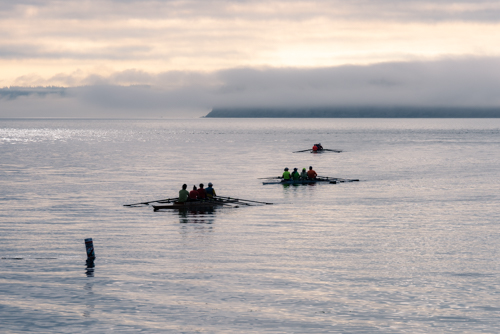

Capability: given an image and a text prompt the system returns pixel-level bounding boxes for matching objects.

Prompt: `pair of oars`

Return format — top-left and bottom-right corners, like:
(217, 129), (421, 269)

(214, 195), (273, 205)
(123, 197), (179, 207)
(293, 149), (342, 153)
(317, 176), (360, 182)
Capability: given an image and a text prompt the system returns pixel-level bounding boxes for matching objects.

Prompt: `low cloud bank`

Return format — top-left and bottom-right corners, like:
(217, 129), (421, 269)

(2, 57), (500, 118)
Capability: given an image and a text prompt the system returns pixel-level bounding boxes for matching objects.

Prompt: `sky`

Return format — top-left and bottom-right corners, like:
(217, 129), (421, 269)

(1, 0), (500, 117)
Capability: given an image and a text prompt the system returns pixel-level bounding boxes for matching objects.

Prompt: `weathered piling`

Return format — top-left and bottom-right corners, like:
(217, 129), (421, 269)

(84, 238), (96, 262)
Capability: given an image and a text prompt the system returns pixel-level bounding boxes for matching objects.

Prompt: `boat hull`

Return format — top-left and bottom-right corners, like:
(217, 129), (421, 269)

(153, 199), (237, 211)
(262, 178), (358, 185)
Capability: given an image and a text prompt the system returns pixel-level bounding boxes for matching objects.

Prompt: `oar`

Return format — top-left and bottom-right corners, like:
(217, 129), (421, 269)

(323, 149), (342, 153)
(317, 176), (359, 182)
(124, 197), (179, 207)
(293, 149), (312, 153)
(257, 176), (283, 179)
(214, 195), (273, 205)
(316, 176), (340, 181)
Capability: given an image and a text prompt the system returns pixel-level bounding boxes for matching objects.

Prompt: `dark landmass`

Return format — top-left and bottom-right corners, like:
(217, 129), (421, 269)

(205, 107), (500, 118)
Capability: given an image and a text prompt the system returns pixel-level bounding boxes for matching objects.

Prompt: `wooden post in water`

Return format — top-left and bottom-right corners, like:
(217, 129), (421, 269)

(85, 238), (96, 264)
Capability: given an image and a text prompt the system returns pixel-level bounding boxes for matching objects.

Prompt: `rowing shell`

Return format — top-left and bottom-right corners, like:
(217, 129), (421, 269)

(262, 178), (359, 185)
(153, 199), (238, 211)
(293, 149), (342, 153)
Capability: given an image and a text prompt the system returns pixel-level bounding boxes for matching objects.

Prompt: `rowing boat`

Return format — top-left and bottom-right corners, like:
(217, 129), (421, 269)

(262, 177), (359, 185)
(293, 149), (342, 153)
(152, 199), (238, 211)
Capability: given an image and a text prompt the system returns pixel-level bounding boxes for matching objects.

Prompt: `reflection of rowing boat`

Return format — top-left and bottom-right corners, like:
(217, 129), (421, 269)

(153, 199), (238, 211)
(262, 177), (359, 185)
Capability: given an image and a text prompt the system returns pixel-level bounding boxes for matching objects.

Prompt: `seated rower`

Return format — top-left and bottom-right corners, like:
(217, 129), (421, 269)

(282, 167), (291, 181)
(205, 182), (216, 198)
(198, 183), (207, 199)
(300, 168), (308, 179)
(178, 184), (190, 203)
(307, 166), (317, 179)
(188, 185), (199, 201)
(312, 143), (323, 151)
(291, 168), (300, 180)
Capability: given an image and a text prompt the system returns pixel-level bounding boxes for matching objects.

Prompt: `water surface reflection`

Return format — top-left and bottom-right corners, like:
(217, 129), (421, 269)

(178, 207), (216, 224)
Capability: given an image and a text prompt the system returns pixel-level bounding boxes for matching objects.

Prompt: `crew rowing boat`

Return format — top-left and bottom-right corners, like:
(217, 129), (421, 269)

(262, 177), (359, 185)
(152, 199), (238, 211)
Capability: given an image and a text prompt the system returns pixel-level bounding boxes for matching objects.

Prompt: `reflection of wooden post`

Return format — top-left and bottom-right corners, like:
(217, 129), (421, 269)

(85, 238), (96, 261)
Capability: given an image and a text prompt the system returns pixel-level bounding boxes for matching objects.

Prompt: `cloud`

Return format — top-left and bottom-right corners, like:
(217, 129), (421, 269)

(1, 0), (499, 75)
(211, 58), (500, 108)
(2, 57), (500, 118)
(2, 1), (499, 22)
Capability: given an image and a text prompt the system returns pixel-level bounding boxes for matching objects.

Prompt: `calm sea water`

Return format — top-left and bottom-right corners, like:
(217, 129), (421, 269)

(1, 118), (499, 333)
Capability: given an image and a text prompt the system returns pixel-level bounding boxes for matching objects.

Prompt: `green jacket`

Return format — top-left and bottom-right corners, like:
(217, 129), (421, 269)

(178, 189), (189, 202)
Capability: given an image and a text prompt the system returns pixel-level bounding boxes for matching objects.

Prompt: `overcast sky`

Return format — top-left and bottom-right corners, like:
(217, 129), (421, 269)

(1, 0), (499, 117)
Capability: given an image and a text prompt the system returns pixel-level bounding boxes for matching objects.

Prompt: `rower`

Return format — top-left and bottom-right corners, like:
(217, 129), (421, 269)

(307, 166), (317, 179)
(291, 168), (300, 180)
(282, 167), (291, 181)
(205, 182), (216, 198)
(312, 143), (323, 151)
(300, 168), (308, 179)
(178, 184), (189, 203)
(189, 185), (199, 201)
(198, 183), (207, 199)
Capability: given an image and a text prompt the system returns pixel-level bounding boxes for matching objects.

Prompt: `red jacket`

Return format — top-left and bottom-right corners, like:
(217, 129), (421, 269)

(197, 188), (207, 199)
(189, 190), (199, 199)
(307, 169), (317, 179)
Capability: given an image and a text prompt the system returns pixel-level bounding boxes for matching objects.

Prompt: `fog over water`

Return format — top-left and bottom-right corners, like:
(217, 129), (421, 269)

(2, 58), (500, 118)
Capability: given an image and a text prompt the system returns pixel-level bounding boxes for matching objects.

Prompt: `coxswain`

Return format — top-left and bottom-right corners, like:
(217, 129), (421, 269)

(205, 182), (216, 198)
(282, 167), (291, 181)
(189, 185), (199, 201)
(307, 166), (317, 179)
(178, 184), (190, 202)
(300, 168), (308, 179)
(198, 183), (207, 199)
(291, 168), (300, 180)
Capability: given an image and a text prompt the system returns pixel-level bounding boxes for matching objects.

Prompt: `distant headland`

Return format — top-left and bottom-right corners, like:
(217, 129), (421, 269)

(205, 107), (500, 118)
